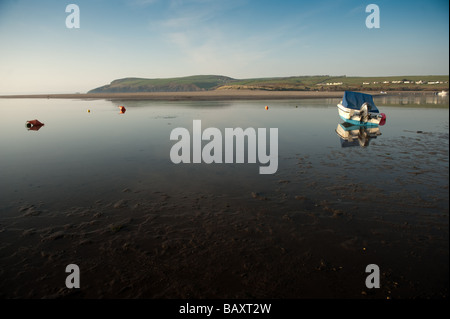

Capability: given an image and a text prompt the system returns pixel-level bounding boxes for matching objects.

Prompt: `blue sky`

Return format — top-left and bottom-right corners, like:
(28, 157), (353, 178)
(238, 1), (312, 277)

(0, 0), (448, 93)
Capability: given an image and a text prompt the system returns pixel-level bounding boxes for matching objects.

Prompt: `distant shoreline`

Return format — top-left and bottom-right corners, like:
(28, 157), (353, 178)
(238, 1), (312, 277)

(0, 90), (439, 101)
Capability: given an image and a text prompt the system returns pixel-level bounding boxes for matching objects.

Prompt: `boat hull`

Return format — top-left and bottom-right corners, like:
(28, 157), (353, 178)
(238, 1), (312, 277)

(337, 103), (381, 127)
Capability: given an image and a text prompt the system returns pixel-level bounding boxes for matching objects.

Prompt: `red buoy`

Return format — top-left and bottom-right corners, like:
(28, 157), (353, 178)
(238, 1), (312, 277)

(26, 119), (44, 126)
(26, 119), (45, 131)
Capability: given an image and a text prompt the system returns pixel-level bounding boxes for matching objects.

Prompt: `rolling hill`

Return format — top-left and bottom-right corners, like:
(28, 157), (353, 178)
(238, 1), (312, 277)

(88, 75), (234, 93)
(88, 75), (449, 93)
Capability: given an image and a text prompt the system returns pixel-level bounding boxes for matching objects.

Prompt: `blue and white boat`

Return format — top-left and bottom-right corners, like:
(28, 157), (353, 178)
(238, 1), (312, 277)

(337, 91), (386, 126)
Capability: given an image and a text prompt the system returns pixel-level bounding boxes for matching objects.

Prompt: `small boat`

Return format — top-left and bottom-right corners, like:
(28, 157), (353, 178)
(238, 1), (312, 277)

(437, 90), (448, 96)
(335, 122), (381, 148)
(26, 119), (45, 131)
(337, 91), (386, 126)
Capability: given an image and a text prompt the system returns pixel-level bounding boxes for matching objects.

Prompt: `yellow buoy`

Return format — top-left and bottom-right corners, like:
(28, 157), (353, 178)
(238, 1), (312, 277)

(87, 109), (90, 113)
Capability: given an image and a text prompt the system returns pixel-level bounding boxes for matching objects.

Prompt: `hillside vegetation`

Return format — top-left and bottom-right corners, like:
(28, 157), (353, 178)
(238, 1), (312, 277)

(89, 75), (449, 93)
(89, 75), (234, 93)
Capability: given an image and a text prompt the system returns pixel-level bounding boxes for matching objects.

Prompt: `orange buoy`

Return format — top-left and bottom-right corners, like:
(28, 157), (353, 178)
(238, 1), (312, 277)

(265, 105), (269, 110)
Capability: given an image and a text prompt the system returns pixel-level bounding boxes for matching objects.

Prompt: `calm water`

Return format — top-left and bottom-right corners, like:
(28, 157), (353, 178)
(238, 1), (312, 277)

(0, 94), (448, 299)
(0, 94), (448, 216)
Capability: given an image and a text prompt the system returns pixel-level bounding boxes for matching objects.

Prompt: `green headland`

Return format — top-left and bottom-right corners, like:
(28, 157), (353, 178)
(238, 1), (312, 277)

(88, 75), (449, 93)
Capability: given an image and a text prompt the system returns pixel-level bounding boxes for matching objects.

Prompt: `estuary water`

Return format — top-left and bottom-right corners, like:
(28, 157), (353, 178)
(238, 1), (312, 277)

(1, 95), (448, 210)
(0, 93), (448, 298)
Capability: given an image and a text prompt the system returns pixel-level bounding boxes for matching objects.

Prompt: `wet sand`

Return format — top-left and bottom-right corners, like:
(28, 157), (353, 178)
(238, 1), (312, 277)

(0, 185), (447, 299)
(1, 90), (370, 101)
(0, 90), (439, 102)
(0, 132), (448, 299)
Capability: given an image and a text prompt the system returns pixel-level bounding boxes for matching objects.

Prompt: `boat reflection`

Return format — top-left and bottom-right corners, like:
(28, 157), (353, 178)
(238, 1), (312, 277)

(335, 122), (381, 148)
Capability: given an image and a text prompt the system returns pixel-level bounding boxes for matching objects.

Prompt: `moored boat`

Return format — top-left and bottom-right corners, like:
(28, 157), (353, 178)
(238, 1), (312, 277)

(25, 119), (45, 131)
(337, 91), (386, 126)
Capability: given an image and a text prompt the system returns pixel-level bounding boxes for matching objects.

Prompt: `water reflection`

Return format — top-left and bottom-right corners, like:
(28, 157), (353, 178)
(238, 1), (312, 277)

(375, 92), (449, 106)
(335, 122), (381, 148)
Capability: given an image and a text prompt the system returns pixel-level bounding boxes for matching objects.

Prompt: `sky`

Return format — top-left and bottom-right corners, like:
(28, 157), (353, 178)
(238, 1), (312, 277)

(0, 0), (448, 94)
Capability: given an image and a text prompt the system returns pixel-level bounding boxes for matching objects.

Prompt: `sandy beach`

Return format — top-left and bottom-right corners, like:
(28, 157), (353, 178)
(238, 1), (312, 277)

(0, 90), (369, 101)
(0, 176), (447, 299)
